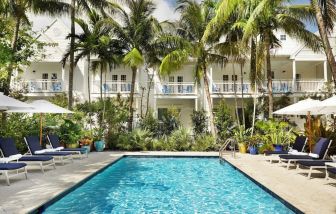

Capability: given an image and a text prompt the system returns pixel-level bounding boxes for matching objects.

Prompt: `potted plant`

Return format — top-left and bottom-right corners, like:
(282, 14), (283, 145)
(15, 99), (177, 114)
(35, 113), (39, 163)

(248, 136), (259, 155)
(59, 119), (81, 148)
(93, 128), (105, 152)
(233, 126), (251, 153)
(79, 137), (93, 153)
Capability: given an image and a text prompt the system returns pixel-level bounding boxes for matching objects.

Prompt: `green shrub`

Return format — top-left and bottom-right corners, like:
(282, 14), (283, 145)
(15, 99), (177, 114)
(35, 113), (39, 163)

(191, 109), (208, 135)
(214, 101), (235, 140)
(59, 119), (82, 145)
(162, 106), (180, 135)
(192, 134), (216, 151)
(139, 109), (160, 136)
(168, 128), (192, 151)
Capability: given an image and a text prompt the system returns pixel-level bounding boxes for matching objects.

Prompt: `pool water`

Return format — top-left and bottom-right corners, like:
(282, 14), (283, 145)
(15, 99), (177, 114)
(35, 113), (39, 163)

(43, 157), (296, 213)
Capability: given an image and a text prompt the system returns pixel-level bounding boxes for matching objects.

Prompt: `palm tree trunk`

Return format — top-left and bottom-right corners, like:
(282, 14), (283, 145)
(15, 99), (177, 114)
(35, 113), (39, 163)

(265, 32), (273, 118)
(240, 62), (245, 127)
(128, 66), (137, 131)
(100, 64), (103, 99)
(68, 0), (76, 110)
(202, 66), (216, 136)
(87, 55), (91, 103)
(4, 16), (21, 96)
(145, 72), (154, 117)
(311, 0), (336, 86)
(233, 63), (240, 126)
(250, 38), (257, 135)
(252, 81), (257, 135)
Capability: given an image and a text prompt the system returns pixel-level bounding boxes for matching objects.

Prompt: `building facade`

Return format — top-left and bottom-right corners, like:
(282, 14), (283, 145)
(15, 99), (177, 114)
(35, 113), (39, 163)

(12, 19), (335, 129)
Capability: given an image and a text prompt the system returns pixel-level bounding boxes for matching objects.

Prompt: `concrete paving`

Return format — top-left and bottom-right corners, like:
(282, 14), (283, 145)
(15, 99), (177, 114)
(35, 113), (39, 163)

(0, 151), (334, 213)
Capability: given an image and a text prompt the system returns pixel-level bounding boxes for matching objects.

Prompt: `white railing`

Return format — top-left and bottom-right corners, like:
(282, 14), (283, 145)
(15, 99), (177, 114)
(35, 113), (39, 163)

(91, 81), (138, 94)
(272, 80), (293, 93)
(212, 82), (252, 94)
(157, 82), (196, 95)
(295, 80), (325, 92)
(14, 79), (64, 93)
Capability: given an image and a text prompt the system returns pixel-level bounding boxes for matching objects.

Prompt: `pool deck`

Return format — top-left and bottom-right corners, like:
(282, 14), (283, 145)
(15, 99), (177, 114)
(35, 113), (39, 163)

(0, 151), (334, 213)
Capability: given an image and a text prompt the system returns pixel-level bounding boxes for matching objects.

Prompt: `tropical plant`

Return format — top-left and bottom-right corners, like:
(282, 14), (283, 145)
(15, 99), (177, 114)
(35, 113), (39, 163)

(192, 134), (216, 151)
(161, 106), (181, 135)
(159, 0), (227, 136)
(110, 0), (162, 131)
(205, 0), (321, 119)
(59, 119), (82, 145)
(168, 128), (192, 151)
(191, 109), (208, 135)
(310, 0), (336, 87)
(1, 0), (69, 96)
(214, 100), (235, 140)
(139, 109), (160, 136)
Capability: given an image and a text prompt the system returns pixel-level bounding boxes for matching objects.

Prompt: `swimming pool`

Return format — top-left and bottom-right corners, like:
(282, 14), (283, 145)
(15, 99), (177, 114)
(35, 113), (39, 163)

(41, 157), (299, 213)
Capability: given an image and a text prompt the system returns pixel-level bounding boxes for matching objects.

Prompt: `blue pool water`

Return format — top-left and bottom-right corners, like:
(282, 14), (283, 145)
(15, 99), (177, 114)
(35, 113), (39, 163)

(43, 157), (296, 213)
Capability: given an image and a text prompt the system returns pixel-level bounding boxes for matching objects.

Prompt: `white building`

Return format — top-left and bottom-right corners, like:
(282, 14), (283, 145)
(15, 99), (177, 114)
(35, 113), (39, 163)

(12, 19), (335, 129)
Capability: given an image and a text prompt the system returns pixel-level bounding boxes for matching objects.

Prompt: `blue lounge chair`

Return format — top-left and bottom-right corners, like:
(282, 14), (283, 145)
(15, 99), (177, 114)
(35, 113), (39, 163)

(279, 138), (332, 170)
(296, 160), (333, 179)
(0, 162), (27, 185)
(24, 136), (73, 165)
(47, 134), (88, 159)
(265, 136), (307, 156)
(0, 137), (56, 173)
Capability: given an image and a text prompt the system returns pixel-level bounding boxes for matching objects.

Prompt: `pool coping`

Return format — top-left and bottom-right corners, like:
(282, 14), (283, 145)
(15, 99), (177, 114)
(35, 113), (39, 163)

(29, 154), (303, 214)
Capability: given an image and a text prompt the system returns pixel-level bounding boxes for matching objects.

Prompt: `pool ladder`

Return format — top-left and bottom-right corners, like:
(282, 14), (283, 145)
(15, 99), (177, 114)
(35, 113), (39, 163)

(219, 138), (237, 159)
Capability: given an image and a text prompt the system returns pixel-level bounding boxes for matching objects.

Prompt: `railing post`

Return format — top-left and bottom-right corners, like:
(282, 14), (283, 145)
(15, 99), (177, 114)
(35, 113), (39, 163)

(292, 60), (296, 92)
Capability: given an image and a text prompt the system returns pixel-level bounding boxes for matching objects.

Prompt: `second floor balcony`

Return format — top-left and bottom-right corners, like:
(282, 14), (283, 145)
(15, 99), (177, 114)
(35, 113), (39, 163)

(91, 81), (138, 94)
(14, 79), (64, 93)
(155, 82), (197, 96)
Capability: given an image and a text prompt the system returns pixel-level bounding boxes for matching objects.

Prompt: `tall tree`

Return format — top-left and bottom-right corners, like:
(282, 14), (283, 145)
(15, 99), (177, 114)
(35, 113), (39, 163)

(310, 0), (336, 87)
(205, 0), (321, 118)
(110, 0), (161, 131)
(159, 0), (227, 136)
(1, 0), (69, 95)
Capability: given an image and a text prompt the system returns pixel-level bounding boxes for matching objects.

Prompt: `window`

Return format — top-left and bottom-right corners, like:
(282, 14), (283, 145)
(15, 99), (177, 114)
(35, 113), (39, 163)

(177, 76), (183, 82)
(169, 76), (174, 82)
(231, 75), (238, 81)
(121, 75), (126, 82)
(112, 75), (118, 81)
(272, 71), (275, 79)
(158, 108), (168, 121)
(223, 75), (229, 81)
(42, 73), (48, 79)
(280, 34), (286, 41)
(296, 74), (301, 80)
(51, 73), (57, 80)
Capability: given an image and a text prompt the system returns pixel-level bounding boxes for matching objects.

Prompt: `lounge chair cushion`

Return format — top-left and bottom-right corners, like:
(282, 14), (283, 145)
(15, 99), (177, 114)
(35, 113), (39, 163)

(19, 156), (53, 162)
(0, 163), (26, 170)
(37, 152), (71, 156)
(297, 160), (332, 167)
(327, 167), (336, 175)
(61, 148), (87, 154)
(264, 151), (289, 155)
(0, 137), (20, 157)
(25, 136), (43, 154)
(47, 134), (62, 148)
(312, 138), (330, 159)
(292, 136), (307, 151)
(279, 155), (313, 160)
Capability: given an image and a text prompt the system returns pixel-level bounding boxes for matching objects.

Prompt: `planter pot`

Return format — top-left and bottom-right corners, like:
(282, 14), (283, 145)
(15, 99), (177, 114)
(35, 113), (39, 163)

(238, 144), (247, 153)
(274, 144), (283, 152)
(94, 140), (105, 152)
(67, 143), (78, 149)
(249, 146), (258, 155)
(81, 145), (91, 153)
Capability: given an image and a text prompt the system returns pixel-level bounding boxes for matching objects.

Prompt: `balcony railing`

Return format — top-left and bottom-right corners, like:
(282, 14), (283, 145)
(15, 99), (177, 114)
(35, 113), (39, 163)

(157, 82), (196, 95)
(272, 79), (325, 93)
(91, 81), (137, 94)
(14, 79), (64, 93)
(212, 82), (252, 94)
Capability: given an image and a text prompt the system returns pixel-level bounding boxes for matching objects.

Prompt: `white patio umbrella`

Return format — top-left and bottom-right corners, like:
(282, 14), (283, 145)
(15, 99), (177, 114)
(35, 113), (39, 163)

(273, 98), (322, 151)
(312, 95), (336, 115)
(7, 100), (73, 145)
(0, 93), (33, 110)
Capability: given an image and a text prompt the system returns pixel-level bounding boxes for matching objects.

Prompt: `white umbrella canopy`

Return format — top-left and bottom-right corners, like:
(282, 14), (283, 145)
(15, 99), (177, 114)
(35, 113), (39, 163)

(0, 93), (33, 111)
(312, 95), (336, 115)
(273, 98), (322, 115)
(7, 100), (73, 114)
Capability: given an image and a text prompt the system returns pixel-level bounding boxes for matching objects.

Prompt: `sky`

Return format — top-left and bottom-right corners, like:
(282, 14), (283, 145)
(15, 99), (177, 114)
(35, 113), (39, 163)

(30, 0), (317, 33)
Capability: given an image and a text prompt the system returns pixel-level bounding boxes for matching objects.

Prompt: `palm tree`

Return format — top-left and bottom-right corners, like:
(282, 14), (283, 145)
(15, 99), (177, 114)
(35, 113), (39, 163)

(205, 0), (321, 118)
(159, 0), (227, 136)
(110, 0), (161, 131)
(310, 0), (336, 87)
(63, 10), (111, 103)
(66, 0), (114, 109)
(1, 0), (69, 95)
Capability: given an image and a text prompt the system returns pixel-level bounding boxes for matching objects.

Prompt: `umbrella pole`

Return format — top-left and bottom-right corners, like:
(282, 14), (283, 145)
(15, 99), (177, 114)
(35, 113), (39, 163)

(40, 113), (43, 146)
(307, 111), (311, 152)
